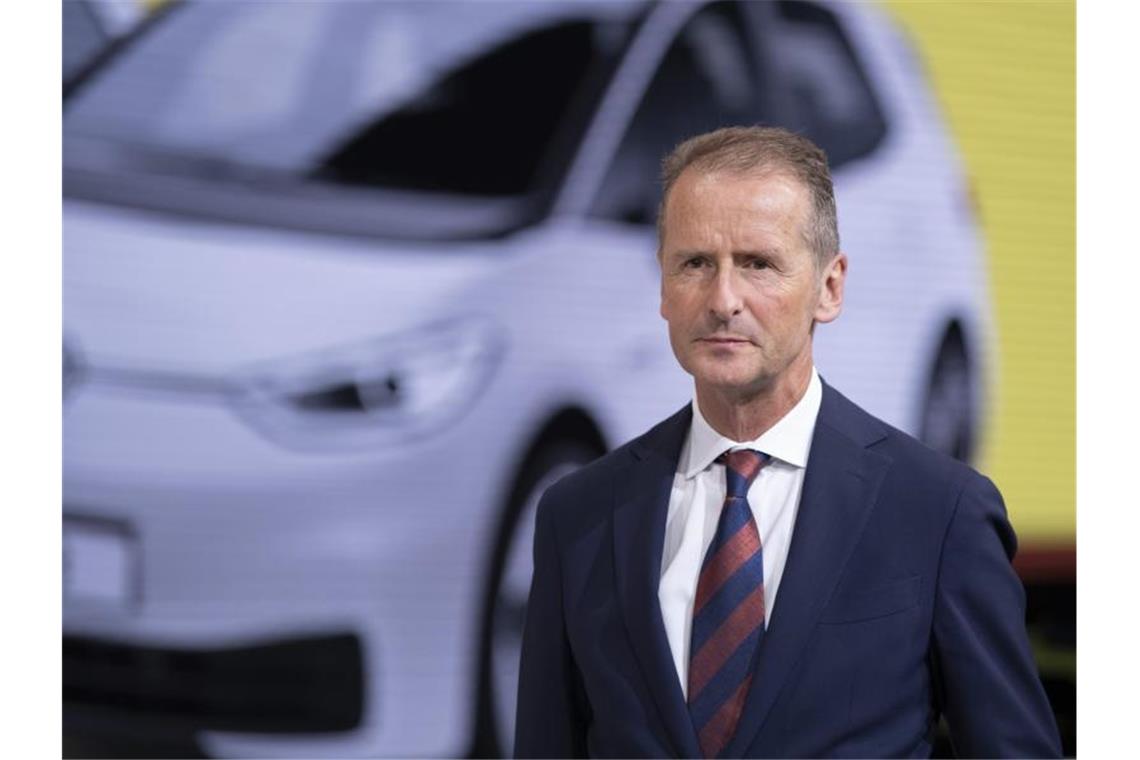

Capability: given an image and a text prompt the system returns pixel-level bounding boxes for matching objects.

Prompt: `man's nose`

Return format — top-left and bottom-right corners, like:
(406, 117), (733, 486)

(707, 268), (744, 322)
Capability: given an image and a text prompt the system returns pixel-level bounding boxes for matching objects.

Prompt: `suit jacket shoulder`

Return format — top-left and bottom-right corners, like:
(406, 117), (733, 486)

(817, 381), (995, 531)
(819, 380), (972, 480)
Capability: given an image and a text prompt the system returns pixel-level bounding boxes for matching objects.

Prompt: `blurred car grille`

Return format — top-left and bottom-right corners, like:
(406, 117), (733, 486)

(63, 632), (365, 733)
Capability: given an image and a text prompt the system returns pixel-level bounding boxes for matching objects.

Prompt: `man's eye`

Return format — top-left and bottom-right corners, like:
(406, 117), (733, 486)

(683, 258), (708, 269)
(745, 259), (769, 270)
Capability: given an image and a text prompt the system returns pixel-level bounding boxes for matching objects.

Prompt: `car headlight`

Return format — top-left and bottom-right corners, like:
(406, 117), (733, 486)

(232, 316), (505, 450)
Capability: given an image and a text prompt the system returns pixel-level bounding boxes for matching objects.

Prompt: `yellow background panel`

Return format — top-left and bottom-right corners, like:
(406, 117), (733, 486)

(883, 1), (1074, 543)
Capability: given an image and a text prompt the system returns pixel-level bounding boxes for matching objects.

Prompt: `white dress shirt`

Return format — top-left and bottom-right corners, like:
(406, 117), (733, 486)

(658, 368), (822, 698)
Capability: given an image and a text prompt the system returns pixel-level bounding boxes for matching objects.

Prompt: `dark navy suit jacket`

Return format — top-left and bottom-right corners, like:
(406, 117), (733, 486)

(515, 382), (1061, 758)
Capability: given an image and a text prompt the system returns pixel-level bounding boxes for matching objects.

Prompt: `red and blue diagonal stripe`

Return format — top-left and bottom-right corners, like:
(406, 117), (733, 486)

(688, 449), (769, 758)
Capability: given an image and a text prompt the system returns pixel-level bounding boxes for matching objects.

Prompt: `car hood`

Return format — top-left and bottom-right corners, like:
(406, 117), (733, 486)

(64, 199), (497, 381)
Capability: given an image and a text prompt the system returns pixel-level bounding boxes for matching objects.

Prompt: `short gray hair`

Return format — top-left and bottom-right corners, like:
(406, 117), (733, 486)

(657, 126), (840, 269)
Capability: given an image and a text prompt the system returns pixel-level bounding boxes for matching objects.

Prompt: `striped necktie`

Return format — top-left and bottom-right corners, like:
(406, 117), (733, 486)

(688, 448), (770, 758)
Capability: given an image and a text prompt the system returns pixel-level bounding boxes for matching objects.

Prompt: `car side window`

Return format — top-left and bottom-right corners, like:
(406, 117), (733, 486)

(591, 2), (766, 226)
(320, 19), (626, 198)
(765, 0), (888, 169)
(66, 3), (634, 203)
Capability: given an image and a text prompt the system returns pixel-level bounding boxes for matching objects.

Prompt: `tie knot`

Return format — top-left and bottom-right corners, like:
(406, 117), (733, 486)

(717, 449), (768, 499)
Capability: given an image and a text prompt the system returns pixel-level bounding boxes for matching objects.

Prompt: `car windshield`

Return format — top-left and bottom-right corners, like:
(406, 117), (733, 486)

(64, 1), (641, 235)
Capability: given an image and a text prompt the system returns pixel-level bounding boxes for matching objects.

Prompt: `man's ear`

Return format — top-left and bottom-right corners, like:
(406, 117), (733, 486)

(814, 252), (847, 324)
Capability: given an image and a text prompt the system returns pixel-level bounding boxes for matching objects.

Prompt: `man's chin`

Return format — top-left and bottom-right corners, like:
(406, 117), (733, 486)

(690, 367), (769, 397)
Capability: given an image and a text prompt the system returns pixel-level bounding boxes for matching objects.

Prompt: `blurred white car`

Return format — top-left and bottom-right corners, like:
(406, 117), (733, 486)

(63, 0), (989, 756)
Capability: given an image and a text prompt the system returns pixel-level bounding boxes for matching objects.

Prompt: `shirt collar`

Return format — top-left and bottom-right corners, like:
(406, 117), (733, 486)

(680, 367), (822, 479)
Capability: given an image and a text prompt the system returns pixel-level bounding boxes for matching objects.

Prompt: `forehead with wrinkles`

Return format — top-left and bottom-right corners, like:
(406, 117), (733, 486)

(660, 168), (813, 259)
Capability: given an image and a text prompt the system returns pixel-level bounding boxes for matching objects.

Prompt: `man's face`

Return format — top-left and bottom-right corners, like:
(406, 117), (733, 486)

(658, 168), (845, 401)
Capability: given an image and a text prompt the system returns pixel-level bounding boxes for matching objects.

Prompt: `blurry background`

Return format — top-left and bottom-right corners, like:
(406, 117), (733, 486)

(62, 0), (1074, 756)
(884, 3), (1076, 750)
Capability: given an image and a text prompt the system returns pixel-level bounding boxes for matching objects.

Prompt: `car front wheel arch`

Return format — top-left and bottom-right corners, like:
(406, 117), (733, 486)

(469, 409), (606, 758)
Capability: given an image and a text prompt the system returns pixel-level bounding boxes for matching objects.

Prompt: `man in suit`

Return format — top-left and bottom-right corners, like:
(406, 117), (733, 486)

(514, 126), (1061, 758)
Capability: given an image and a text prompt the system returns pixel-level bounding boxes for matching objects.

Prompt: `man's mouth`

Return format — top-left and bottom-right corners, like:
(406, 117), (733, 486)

(698, 336), (752, 345)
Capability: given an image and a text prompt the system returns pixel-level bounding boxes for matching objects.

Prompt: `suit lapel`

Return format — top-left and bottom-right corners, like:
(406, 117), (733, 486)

(725, 383), (892, 757)
(612, 405), (703, 759)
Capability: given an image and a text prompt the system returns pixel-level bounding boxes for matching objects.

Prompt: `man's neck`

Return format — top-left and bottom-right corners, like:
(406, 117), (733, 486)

(695, 363), (814, 442)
